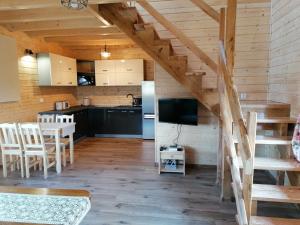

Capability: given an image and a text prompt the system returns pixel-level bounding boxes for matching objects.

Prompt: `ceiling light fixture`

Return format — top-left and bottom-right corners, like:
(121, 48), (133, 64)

(24, 49), (34, 56)
(61, 0), (88, 10)
(100, 43), (111, 59)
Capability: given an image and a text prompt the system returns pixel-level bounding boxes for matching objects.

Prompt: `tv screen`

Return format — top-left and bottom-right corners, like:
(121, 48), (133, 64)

(158, 98), (198, 125)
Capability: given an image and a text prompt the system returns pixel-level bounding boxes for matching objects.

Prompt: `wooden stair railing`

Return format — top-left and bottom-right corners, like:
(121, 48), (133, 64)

(95, 3), (217, 112)
(219, 34), (300, 225)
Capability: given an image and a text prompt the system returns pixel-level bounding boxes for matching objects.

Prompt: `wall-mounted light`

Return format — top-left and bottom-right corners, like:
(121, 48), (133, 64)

(24, 49), (34, 56)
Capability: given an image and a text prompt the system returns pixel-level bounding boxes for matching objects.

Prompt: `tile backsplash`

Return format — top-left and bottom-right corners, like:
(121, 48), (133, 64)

(76, 86), (141, 106)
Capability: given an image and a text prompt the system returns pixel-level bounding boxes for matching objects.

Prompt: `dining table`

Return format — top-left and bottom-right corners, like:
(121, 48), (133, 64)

(40, 122), (76, 174)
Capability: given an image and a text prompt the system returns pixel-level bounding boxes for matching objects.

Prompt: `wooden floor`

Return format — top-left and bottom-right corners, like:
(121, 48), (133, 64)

(0, 138), (238, 225)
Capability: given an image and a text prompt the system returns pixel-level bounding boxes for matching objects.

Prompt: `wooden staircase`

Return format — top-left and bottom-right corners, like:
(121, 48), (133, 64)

(237, 107), (300, 224)
(97, 3), (216, 112)
(94, 2), (300, 224)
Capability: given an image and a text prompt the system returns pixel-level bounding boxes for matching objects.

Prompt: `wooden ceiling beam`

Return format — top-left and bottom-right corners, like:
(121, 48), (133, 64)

(44, 34), (128, 42)
(0, 0), (127, 10)
(55, 39), (134, 46)
(137, 0), (218, 74)
(87, 5), (111, 26)
(64, 44), (137, 50)
(0, 7), (93, 23)
(190, 0), (220, 23)
(1, 18), (110, 31)
(26, 27), (122, 37)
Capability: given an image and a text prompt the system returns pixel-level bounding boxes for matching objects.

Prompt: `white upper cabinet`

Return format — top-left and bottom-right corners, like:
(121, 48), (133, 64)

(95, 60), (116, 86)
(95, 59), (144, 86)
(37, 53), (77, 86)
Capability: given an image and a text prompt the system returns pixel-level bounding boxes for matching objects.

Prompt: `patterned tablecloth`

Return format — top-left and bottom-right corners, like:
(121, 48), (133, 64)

(0, 193), (91, 225)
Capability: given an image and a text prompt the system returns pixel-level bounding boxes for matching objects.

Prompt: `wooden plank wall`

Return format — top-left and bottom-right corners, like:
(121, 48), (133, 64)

(0, 26), (77, 123)
(155, 64), (219, 165)
(137, 0), (270, 101)
(269, 0), (300, 116)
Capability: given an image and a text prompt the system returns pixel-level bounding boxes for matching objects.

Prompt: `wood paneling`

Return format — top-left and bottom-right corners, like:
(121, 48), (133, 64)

(136, 0), (270, 100)
(0, 26), (77, 123)
(269, 0), (300, 116)
(0, 7), (93, 23)
(155, 64), (219, 165)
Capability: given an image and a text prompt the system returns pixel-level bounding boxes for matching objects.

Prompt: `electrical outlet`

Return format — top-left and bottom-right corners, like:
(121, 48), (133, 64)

(240, 93), (247, 100)
(39, 98), (44, 103)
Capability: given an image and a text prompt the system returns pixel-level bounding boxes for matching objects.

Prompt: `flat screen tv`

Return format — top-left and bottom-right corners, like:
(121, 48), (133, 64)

(158, 98), (198, 125)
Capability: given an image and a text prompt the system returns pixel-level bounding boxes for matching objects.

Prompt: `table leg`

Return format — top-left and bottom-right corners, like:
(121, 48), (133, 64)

(70, 133), (74, 164)
(55, 130), (61, 174)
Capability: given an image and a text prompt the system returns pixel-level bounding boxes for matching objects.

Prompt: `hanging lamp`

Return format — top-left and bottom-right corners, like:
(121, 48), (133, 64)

(100, 43), (111, 58)
(61, 0), (88, 10)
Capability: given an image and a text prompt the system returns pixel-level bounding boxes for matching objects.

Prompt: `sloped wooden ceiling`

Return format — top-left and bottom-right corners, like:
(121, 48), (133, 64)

(0, 0), (270, 101)
(136, 0), (271, 101)
(0, 0), (135, 50)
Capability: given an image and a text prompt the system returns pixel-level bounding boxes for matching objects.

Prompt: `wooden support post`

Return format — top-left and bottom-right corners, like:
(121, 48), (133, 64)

(243, 112), (257, 220)
(276, 123), (288, 185)
(217, 8), (231, 198)
(225, 0), (237, 75)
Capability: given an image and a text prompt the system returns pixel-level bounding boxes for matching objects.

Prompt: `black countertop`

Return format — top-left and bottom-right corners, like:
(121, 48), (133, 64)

(40, 105), (142, 115)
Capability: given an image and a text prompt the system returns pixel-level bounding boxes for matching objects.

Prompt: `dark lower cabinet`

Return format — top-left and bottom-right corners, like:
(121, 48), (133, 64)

(127, 109), (142, 134)
(67, 109), (88, 140)
(88, 108), (106, 136)
(99, 108), (142, 136)
(59, 107), (142, 140)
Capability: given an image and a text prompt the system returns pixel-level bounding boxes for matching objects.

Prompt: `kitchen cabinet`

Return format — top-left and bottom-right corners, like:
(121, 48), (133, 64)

(40, 106), (142, 140)
(95, 59), (143, 86)
(127, 109), (142, 134)
(88, 108), (106, 135)
(65, 109), (88, 140)
(95, 60), (116, 86)
(102, 108), (142, 135)
(37, 53), (77, 86)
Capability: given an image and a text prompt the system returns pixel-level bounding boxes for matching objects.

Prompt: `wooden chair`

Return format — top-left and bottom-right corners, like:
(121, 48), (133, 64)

(37, 114), (55, 123)
(18, 123), (56, 179)
(38, 114), (69, 167)
(0, 123), (24, 178)
(56, 114), (74, 165)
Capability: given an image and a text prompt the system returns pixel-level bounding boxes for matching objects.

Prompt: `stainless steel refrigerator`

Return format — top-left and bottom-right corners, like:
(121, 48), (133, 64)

(142, 81), (155, 139)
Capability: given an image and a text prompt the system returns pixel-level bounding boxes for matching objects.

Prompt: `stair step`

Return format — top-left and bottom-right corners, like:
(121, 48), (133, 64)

(252, 184), (300, 204)
(238, 157), (300, 171)
(153, 39), (171, 46)
(169, 55), (187, 74)
(185, 71), (206, 76)
(135, 26), (158, 43)
(256, 136), (292, 145)
(233, 135), (292, 145)
(257, 117), (297, 124)
(251, 216), (300, 225)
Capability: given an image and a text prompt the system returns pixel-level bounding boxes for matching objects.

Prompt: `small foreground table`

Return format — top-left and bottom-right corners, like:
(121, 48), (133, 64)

(0, 186), (91, 225)
(40, 122), (75, 174)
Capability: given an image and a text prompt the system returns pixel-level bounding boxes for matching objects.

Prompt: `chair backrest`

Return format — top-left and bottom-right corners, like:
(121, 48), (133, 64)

(0, 123), (22, 150)
(37, 114), (55, 123)
(18, 123), (45, 152)
(56, 114), (74, 123)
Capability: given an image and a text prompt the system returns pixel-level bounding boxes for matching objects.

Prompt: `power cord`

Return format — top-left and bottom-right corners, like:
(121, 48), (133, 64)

(172, 124), (182, 146)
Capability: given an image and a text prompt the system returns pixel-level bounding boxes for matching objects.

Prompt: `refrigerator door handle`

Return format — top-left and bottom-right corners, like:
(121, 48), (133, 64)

(144, 114), (155, 119)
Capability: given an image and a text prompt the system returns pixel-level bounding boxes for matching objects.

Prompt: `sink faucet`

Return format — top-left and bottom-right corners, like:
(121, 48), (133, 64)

(126, 93), (134, 105)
